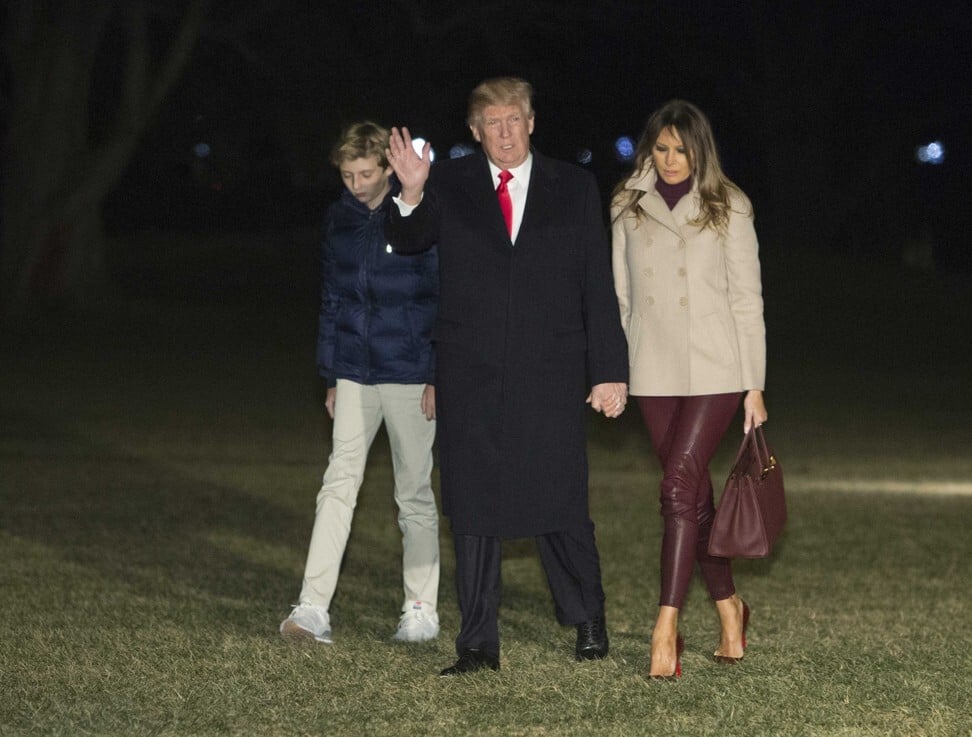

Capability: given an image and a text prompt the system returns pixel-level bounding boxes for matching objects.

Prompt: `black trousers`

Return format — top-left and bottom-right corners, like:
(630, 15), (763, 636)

(452, 523), (605, 657)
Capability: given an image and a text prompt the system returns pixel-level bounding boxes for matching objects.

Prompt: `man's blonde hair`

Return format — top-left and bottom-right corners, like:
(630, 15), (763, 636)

(466, 77), (534, 129)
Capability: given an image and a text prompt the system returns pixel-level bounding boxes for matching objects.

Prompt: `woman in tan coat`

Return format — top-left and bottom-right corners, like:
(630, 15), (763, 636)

(611, 100), (768, 678)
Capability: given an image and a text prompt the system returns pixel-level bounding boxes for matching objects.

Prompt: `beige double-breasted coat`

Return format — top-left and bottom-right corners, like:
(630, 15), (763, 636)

(611, 169), (765, 397)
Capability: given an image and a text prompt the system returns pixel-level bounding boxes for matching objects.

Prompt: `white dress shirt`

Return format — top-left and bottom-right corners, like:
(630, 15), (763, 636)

(393, 153), (534, 244)
(487, 155), (532, 243)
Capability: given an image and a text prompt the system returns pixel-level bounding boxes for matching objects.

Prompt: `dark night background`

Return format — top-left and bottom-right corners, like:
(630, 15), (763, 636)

(3, 9), (972, 733)
(118, 1), (968, 238)
(1, 0), (970, 320)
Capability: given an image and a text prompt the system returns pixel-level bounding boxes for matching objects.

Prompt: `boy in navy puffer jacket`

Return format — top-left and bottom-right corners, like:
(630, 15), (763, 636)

(281, 122), (440, 644)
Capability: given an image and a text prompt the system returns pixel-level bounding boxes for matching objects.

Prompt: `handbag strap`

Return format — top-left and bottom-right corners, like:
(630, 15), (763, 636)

(752, 425), (777, 480)
(728, 426), (777, 479)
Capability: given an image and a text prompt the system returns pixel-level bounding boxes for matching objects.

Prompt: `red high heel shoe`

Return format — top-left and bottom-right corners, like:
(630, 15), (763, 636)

(714, 600), (749, 664)
(650, 634), (685, 680)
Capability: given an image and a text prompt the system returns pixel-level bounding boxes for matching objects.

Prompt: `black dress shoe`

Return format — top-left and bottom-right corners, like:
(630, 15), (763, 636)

(439, 648), (500, 676)
(575, 614), (609, 660)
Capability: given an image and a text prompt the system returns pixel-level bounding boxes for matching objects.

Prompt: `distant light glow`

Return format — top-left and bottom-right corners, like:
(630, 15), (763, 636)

(614, 136), (635, 162)
(576, 148), (593, 165)
(915, 140), (945, 165)
(450, 143), (476, 159)
(193, 142), (211, 158)
(411, 137), (435, 162)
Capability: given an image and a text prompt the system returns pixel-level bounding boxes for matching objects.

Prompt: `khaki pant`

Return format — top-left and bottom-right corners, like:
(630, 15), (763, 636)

(299, 379), (439, 612)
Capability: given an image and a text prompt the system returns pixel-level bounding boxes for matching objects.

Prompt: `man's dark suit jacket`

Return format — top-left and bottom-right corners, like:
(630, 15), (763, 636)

(387, 149), (628, 538)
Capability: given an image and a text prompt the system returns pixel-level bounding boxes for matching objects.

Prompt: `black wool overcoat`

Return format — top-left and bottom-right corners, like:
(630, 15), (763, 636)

(386, 150), (628, 538)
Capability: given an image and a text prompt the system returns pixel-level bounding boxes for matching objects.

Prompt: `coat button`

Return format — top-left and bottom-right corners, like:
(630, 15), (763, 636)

(678, 267), (686, 277)
(679, 297), (688, 307)
(643, 267), (654, 277)
(645, 237), (653, 246)
(646, 296), (655, 305)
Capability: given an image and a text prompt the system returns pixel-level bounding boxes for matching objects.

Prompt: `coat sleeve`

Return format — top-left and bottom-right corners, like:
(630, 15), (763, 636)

(385, 187), (439, 385)
(724, 193), (766, 391)
(581, 177), (629, 387)
(386, 190), (440, 255)
(610, 203), (631, 340)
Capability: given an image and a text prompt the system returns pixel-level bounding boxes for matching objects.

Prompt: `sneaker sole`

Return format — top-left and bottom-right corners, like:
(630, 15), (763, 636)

(392, 630), (440, 643)
(280, 620), (333, 644)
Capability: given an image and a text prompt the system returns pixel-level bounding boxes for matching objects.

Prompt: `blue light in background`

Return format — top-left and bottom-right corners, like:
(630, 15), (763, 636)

(449, 143), (476, 159)
(915, 141), (945, 165)
(614, 136), (635, 162)
(193, 142), (211, 158)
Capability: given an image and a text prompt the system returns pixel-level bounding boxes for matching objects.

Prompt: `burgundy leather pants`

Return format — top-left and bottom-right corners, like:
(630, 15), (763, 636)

(636, 393), (742, 609)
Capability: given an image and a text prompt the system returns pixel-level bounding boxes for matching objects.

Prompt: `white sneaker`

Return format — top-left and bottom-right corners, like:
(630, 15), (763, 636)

(280, 603), (333, 644)
(392, 601), (440, 642)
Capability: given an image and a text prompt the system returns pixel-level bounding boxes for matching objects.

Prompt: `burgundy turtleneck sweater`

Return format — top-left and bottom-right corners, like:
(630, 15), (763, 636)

(655, 176), (692, 210)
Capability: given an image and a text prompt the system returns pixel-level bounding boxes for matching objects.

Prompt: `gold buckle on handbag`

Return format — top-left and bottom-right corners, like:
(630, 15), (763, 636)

(760, 455), (777, 480)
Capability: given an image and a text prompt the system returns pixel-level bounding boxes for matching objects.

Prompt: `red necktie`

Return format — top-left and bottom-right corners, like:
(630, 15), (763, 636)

(496, 170), (513, 236)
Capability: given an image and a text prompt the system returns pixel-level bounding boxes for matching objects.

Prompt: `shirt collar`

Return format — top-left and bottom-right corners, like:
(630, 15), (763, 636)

(487, 153), (533, 188)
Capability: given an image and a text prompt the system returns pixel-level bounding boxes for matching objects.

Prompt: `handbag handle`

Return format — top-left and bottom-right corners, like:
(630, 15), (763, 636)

(752, 425), (777, 480)
(730, 425), (776, 480)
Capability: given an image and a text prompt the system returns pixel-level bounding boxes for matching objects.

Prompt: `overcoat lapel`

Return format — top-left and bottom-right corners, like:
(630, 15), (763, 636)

(516, 151), (557, 248)
(670, 192), (703, 241)
(638, 189), (682, 237)
(459, 152), (513, 247)
(628, 167), (699, 239)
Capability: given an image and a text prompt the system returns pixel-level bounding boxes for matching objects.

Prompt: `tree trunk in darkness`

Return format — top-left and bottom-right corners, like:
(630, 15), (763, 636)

(1, 0), (206, 324)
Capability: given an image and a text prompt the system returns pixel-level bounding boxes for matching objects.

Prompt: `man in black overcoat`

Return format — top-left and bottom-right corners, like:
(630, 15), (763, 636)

(386, 77), (629, 675)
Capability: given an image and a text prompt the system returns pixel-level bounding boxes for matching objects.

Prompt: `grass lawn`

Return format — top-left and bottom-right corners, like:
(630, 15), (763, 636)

(1, 240), (970, 736)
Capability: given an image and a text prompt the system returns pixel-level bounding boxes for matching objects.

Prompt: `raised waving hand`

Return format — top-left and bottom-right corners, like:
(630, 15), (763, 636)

(387, 126), (432, 205)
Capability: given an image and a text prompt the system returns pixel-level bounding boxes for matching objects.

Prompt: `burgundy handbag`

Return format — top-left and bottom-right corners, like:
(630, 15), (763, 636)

(708, 425), (786, 559)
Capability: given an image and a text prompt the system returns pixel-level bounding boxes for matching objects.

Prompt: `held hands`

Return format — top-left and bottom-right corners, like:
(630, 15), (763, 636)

(387, 127), (431, 205)
(743, 390), (768, 433)
(587, 382), (628, 419)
